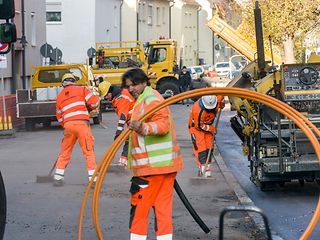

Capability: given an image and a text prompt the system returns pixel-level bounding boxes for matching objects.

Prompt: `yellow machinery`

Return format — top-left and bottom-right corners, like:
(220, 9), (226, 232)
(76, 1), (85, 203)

(209, 5), (320, 190)
(91, 39), (182, 98)
(16, 64), (102, 130)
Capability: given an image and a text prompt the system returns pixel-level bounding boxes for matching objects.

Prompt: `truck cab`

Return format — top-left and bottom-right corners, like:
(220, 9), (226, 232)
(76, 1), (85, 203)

(145, 39), (180, 97)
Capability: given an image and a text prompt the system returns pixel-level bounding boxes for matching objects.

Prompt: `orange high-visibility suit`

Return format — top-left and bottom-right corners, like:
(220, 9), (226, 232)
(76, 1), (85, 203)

(111, 88), (135, 166)
(188, 96), (224, 172)
(128, 86), (183, 240)
(54, 83), (100, 182)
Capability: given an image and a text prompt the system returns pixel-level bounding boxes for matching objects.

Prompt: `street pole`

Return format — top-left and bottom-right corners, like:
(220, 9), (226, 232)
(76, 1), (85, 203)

(21, 0), (27, 89)
(1, 68), (6, 124)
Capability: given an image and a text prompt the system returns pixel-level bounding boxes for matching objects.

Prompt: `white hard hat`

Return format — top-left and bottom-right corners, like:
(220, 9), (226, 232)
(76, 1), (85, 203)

(201, 95), (217, 109)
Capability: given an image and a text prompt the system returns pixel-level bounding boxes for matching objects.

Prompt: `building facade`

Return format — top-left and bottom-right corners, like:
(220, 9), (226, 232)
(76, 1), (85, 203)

(46, 0), (214, 67)
(1, 0), (46, 94)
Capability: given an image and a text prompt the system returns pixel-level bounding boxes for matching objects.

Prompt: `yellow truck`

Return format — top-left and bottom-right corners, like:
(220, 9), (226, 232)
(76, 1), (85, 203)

(16, 64), (101, 130)
(91, 39), (184, 98)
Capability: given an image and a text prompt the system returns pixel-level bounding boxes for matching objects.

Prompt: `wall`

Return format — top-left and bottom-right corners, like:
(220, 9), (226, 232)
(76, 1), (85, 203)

(46, 0), (96, 64)
(95, 0), (121, 43)
(137, 0), (170, 42)
(121, 0), (138, 41)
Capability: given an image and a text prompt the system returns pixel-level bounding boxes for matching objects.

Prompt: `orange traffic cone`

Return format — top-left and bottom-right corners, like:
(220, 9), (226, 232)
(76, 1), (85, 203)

(3, 116), (7, 130)
(8, 116), (12, 130)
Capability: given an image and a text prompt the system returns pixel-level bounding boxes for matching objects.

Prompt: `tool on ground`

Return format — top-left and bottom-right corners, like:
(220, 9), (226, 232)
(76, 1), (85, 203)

(36, 159), (57, 183)
(174, 180), (210, 234)
(203, 107), (222, 177)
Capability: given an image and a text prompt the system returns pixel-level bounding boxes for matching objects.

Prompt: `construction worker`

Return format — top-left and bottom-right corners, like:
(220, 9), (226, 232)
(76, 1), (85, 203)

(188, 95), (225, 177)
(53, 73), (100, 187)
(99, 81), (135, 167)
(122, 68), (184, 240)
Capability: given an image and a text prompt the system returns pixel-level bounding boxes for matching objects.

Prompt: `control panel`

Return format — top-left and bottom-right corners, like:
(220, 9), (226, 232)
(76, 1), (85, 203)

(283, 63), (320, 101)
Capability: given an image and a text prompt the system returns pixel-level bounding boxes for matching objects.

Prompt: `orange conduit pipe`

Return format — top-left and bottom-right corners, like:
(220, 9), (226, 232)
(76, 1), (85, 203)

(78, 87), (320, 240)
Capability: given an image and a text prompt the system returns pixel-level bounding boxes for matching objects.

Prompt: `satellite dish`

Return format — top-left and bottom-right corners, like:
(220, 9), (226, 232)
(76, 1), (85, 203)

(50, 47), (63, 63)
(87, 47), (96, 58)
(40, 43), (53, 58)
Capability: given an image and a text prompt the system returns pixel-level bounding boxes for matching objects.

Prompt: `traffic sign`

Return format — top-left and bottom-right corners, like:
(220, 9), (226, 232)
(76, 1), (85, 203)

(87, 47), (96, 58)
(0, 42), (9, 52)
(50, 47), (63, 63)
(40, 43), (53, 58)
(0, 55), (7, 69)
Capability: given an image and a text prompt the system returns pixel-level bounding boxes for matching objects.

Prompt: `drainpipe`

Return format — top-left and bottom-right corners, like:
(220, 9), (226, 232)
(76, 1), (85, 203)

(120, 0), (124, 42)
(196, 6), (201, 65)
(136, 0), (139, 41)
(169, 1), (174, 38)
(21, 0), (27, 89)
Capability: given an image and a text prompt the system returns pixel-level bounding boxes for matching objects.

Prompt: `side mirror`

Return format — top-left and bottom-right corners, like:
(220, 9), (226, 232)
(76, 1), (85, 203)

(0, 0), (15, 19)
(0, 23), (17, 43)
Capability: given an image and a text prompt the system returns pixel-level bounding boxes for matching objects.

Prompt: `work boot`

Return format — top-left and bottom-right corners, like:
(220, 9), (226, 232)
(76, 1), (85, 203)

(197, 166), (206, 177)
(53, 178), (64, 187)
(204, 164), (212, 178)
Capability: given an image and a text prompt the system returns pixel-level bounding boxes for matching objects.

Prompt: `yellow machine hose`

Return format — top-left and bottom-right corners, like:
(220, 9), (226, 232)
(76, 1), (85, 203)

(78, 87), (320, 240)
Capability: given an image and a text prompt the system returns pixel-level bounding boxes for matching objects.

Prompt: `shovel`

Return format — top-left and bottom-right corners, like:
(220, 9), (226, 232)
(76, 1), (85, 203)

(203, 108), (222, 176)
(36, 160), (57, 183)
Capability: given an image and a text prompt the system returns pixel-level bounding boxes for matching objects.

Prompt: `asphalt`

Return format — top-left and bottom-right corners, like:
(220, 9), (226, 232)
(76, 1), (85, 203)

(1, 103), (269, 240)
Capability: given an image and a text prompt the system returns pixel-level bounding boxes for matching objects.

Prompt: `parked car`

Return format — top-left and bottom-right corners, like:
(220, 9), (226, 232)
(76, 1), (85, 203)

(215, 62), (231, 78)
(187, 67), (197, 80)
(191, 66), (205, 79)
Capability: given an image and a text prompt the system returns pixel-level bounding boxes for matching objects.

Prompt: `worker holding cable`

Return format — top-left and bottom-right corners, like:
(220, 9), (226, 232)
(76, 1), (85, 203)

(99, 80), (135, 167)
(122, 68), (184, 240)
(188, 95), (225, 177)
(53, 73), (100, 187)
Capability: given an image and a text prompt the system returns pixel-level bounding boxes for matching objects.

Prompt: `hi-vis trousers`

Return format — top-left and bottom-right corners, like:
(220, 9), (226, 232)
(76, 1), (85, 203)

(129, 172), (177, 240)
(189, 127), (214, 166)
(56, 120), (97, 171)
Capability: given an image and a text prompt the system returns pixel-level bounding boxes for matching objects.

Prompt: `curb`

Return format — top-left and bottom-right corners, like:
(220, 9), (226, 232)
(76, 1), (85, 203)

(214, 144), (284, 240)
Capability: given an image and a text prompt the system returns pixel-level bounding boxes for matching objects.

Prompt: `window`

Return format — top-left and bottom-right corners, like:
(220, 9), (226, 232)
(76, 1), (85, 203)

(38, 68), (82, 83)
(151, 48), (166, 63)
(46, 2), (61, 23)
(31, 12), (36, 46)
(147, 5), (152, 25)
(114, 5), (118, 28)
(162, 7), (165, 24)
(156, 7), (160, 26)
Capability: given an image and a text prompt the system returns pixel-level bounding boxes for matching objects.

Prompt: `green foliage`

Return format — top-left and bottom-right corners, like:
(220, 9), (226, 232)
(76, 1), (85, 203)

(237, 0), (320, 62)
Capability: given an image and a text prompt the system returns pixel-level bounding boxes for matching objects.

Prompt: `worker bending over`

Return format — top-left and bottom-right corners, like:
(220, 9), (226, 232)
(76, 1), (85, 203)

(122, 68), (184, 240)
(99, 80), (135, 167)
(188, 95), (225, 177)
(53, 73), (100, 187)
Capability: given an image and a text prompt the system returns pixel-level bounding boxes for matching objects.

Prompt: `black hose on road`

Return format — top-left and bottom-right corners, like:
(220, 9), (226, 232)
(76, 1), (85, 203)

(0, 171), (6, 240)
(174, 179), (210, 234)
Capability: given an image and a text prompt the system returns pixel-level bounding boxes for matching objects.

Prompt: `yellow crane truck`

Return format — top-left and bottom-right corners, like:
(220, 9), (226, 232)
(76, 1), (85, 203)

(16, 64), (102, 131)
(91, 39), (184, 98)
(208, 6), (320, 190)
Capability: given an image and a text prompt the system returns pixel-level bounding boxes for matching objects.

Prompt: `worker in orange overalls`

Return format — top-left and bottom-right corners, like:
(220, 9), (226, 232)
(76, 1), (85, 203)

(122, 68), (184, 240)
(188, 95), (225, 177)
(53, 73), (100, 187)
(99, 81), (135, 167)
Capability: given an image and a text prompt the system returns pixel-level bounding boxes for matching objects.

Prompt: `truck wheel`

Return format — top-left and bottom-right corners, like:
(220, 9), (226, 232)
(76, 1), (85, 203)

(159, 82), (180, 98)
(0, 171), (6, 240)
(25, 118), (35, 131)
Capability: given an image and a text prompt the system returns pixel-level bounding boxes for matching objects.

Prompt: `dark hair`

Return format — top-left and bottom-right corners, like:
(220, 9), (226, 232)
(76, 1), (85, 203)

(182, 66), (187, 69)
(121, 68), (150, 88)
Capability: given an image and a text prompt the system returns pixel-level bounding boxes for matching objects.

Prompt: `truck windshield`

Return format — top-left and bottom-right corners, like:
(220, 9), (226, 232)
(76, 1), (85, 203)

(38, 68), (82, 83)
